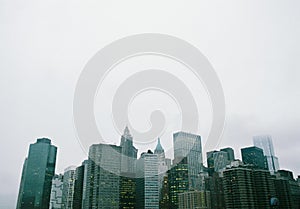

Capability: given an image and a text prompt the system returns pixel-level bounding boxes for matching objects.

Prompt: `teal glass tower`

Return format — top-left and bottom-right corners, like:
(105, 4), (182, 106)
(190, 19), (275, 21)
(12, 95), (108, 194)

(17, 138), (57, 209)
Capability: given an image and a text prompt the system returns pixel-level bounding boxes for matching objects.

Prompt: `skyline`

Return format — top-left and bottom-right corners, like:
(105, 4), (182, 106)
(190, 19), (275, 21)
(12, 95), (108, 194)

(16, 131), (299, 209)
(1, 1), (300, 209)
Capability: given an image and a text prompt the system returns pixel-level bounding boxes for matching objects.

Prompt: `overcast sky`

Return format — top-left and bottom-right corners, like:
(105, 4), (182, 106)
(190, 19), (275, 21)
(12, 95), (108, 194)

(1, 1), (300, 208)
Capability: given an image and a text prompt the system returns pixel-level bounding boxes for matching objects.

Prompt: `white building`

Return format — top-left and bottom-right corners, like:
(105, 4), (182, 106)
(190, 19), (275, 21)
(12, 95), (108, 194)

(49, 174), (63, 209)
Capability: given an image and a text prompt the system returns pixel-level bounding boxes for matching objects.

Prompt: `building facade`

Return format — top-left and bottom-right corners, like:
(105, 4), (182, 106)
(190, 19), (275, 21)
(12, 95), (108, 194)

(173, 132), (202, 190)
(178, 191), (211, 209)
(136, 151), (159, 209)
(49, 174), (63, 209)
(241, 146), (267, 170)
(17, 138), (57, 209)
(61, 166), (76, 209)
(83, 144), (122, 209)
(253, 135), (280, 174)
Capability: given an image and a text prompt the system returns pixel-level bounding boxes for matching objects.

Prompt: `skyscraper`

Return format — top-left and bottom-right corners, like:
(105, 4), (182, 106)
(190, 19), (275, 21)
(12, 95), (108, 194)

(17, 138), (57, 209)
(220, 147), (235, 162)
(154, 138), (169, 195)
(173, 131), (202, 189)
(253, 135), (280, 174)
(223, 165), (276, 209)
(83, 144), (121, 209)
(73, 161), (87, 209)
(120, 126), (137, 174)
(119, 127), (137, 209)
(49, 174), (63, 209)
(62, 166), (76, 209)
(168, 158), (189, 209)
(136, 151), (159, 209)
(241, 146), (267, 170)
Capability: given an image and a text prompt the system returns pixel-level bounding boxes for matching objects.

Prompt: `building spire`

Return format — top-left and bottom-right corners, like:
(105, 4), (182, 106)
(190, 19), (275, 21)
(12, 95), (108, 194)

(123, 125), (132, 138)
(154, 137), (164, 154)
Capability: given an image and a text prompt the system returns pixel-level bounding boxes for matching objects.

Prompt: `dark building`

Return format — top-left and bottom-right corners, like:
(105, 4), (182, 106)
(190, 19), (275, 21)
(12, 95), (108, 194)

(223, 165), (276, 209)
(73, 161), (87, 209)
(220, 147), (235, 162)
(16, 138), (57, 209)
(205, 172), (225, 209)
(274, 170), (300, 209)
(241, 146), (267, 170)
(159, 175), (170, 209)
(119, 173), (136, 209)
(168, 158), (189, 209)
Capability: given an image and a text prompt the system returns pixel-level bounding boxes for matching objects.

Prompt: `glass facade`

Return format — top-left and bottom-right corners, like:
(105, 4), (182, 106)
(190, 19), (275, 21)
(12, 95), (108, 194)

(17, 138), (57, 209)
(173, 132), (202, 190)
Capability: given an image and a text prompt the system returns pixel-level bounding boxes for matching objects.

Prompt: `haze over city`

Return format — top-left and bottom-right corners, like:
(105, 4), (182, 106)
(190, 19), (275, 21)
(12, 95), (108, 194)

(1, 1), (300, 208)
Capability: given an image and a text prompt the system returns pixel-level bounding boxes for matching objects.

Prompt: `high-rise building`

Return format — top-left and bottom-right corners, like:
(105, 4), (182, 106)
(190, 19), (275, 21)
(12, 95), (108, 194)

(119, 127), (137, 209)
(159, 175), (170, 209)
(136, 151), (159, 209)
(61, 166), (76, 209)
(120, 126), (137, 174)
(154, 138), (169, 196)
(73, 161), (87, 209)
(173, 132), (202, 189)
(83, 144), (121, 209)
(207, 148), (234, 174)
(168, 158), (189, 209)
(220, 147), (235, 162)
(241, 146), (267, 170)
(223, 165), (276, 209)
(49, 174), (63, 209)
(17, 138), (57, 209)
(253, 135), (280, 174)
(274, 170), (300, 209)
(205, 172), (225, 209)
(119, 174), (136, 209)
(178, 191), (211, 209)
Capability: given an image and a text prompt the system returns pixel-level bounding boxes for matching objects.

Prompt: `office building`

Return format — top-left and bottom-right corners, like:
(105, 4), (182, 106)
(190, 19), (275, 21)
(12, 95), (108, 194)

(220, 147), (235, 162)
(223, 165), (276, 209)
(173, 132), (202, 189)
(119, 127), (137, 209)
(178, 191), (211, 209)
(241, 146), (267, 170)
(168, 158), (189, 209)
(83, 144), (121, 209)
(61, 166), (76, 209)
(253, 135), (279, 174)
(17, 138), (57, 209)
(49, 174), (63, 209)
(73, 161), (87, 209)
(136, 151), (159, 209)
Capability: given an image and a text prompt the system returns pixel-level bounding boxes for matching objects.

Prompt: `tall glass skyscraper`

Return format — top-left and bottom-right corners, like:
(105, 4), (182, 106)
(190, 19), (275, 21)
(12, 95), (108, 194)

(253, 135), (280, 174)
(173, 132), (202, 190)
(17, 138), (57, 209)
(83, 144), (121, 209)
(136, 151), (159, 209)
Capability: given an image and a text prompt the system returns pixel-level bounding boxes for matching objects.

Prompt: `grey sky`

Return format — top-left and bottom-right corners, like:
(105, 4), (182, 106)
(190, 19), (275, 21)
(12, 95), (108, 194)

(1, 1), (300, 208)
